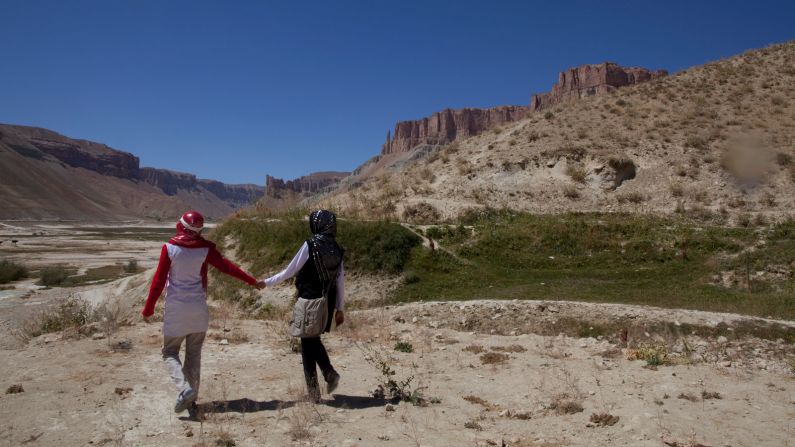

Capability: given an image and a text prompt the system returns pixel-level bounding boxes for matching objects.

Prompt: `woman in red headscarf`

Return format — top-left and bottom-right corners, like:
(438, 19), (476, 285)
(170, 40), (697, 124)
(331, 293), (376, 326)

(142, 211), (264, 416)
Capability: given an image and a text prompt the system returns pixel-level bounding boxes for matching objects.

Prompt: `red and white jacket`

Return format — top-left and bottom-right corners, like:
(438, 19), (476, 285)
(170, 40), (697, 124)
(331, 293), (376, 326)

(143, 243), (256, 337)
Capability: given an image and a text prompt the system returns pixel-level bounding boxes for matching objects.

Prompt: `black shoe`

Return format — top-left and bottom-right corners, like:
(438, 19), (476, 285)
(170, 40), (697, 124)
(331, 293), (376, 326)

(326, 371), (340, 395)
(187, 402), (205, 421)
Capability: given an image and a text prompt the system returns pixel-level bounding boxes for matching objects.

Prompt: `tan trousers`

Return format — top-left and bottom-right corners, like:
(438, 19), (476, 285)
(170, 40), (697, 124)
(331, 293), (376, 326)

(162, 332), (206, 395)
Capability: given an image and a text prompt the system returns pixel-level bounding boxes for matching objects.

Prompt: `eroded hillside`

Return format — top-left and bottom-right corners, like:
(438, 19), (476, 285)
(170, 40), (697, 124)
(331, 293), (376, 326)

(320, 41), (795, 223)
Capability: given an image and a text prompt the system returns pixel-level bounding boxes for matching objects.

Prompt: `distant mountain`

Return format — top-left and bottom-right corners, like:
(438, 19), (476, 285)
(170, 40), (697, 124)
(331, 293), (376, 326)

(0, 124), (264, 221)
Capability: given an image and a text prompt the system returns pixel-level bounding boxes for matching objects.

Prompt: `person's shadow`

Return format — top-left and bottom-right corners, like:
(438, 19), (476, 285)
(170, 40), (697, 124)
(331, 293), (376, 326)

(179, 394), (390, 420)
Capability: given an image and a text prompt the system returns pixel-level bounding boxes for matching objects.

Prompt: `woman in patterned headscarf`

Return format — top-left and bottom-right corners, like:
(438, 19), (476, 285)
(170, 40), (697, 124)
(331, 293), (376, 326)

(261, 210), (346, 401)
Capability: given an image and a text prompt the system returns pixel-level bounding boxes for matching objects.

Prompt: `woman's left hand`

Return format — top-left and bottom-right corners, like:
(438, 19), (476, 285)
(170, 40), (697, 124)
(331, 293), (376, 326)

(335, 310), (344, 327)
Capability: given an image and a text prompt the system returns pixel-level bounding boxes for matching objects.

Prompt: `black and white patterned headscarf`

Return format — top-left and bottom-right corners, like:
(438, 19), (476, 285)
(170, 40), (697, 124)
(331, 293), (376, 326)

(308, 210), (344, 283)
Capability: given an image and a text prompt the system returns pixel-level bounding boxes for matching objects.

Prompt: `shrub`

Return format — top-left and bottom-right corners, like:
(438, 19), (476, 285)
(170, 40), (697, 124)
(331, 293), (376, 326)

(544, 111), (554, 120)
(616, 192), (646, 204)
(0, 259), (27, 284)
(25, 297), (94, 337)
(562, 184), (580, 199)
(394, 341), (414, 353)
(566, 165), (588, 183)
(123, 260), (138, 273)
(402, 202), (441, 224)
(685, 135), (708, 150)
(39, 266), (69, 287)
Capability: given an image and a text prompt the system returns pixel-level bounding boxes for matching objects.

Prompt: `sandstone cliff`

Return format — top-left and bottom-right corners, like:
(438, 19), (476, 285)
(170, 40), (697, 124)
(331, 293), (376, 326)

(379, 63), (666, 156)
(0, 124), (265, 220)
(381, 106), (529, 155)
(530, 62), (667, 111)
(265, 172), (349, 198)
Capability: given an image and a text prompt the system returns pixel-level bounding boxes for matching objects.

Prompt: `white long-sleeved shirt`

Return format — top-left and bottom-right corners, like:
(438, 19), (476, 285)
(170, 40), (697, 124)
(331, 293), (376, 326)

(263, 242), (345, 310)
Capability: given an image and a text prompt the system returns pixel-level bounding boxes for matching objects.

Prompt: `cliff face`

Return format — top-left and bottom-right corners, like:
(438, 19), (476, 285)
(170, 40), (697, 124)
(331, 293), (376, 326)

(379, 63), (666, 156)
(265, 172), (349, 198)
(381, 106), (529, 155)
(137, 167), (199, 195)
(18, 128), (141, 178)
(198, 179), (265, 207)
(0, 124), (264, 220)
(530, 62), (667, 111)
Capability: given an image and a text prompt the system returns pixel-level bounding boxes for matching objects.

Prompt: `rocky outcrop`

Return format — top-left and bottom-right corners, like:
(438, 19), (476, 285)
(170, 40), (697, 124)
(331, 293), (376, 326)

(265, 172), (349, 198)
(197, 179), (265, 207)
(379, 63), (665, 156)
(0, 124), (265, 217)
(9, 126), (141, 178)
(530, 62), (667, 111)
(381, 106), (528, 155)
(137, 167), (199, 195)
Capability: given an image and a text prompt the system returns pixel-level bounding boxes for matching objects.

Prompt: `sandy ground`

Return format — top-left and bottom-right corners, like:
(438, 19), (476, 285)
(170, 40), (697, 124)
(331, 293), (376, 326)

(0, 294), (793, 447)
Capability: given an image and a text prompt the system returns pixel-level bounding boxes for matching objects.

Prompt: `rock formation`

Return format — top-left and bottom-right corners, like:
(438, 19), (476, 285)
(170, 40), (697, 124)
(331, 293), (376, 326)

(381, 106), (529, 155)
(265, 172), (349, 198)
(379, 63), (666, 156)
(0, 124), (265, 219)
(138, 167), (198, 195)
(530, 62), (667, 111)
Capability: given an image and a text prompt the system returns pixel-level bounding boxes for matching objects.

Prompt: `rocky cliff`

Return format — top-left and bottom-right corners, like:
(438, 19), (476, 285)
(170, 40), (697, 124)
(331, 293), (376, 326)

(14, 126), (141, 178)
(381, 106), (529, 155)
(265, 172), (349, 198)
(198, 179), (265, 208)
(0, 124), (264, 220)
(379, 63), (666, 156)
(530, 62), (667, 111)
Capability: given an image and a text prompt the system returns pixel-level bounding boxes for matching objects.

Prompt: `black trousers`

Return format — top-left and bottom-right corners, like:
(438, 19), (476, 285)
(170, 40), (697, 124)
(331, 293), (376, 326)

(300, 336), (335, 391)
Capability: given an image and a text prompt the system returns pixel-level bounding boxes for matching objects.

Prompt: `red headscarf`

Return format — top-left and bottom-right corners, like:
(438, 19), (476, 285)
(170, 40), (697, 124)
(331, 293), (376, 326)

(169, 217), (214, 248)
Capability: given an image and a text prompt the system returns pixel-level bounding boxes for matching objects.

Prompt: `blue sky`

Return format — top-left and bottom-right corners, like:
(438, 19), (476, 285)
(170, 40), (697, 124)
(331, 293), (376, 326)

(2, 1), (794, 184)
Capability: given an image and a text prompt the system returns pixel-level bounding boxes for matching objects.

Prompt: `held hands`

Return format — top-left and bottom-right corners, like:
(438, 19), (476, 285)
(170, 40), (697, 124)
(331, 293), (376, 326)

(254, 280), (267, 290)
(334, 310), (344, 327)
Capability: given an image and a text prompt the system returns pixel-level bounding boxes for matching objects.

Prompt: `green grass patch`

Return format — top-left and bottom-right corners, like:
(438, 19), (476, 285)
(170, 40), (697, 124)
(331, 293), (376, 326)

(210, 217), (421, 276)
(210, 210), (794, 320)
(394, 211), (794, 320)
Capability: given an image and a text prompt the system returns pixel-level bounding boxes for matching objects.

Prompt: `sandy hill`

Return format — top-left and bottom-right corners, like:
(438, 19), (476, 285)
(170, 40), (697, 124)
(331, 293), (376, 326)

(314, 41), (795, 222)
(0, 124), (265, 221)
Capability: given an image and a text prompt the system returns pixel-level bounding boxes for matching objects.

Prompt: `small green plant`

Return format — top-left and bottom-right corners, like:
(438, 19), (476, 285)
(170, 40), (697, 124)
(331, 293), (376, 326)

(360, 346), (434, 406)
(544, 111), (554, 120)
(394, 341), (414, 353)
(636, 343), (668, 366)
(0, 259), (27, 284)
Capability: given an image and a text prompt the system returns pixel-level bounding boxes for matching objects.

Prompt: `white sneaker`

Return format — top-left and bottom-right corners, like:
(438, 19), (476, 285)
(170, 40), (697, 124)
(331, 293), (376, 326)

(174, 388), (197, 413)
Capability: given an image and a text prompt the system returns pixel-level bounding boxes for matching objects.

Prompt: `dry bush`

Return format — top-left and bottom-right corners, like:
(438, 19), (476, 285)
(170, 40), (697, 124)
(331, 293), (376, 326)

(479, 352), (509, 365)
(402, 202), (441, 224)
(462, 344), (485, 354)
(616, 191), (646, 204)
(677, 392), (699, 402)
(562, 184), (580, 200)
(701, 390), (722, 400)
(566, 165), (588, 183)
(589, 412), (620, 426)
(549, 393), (584, 414)
(463, 395), (499, 411)
(670, 183), (684, 197)
(492, 344), (527, 353)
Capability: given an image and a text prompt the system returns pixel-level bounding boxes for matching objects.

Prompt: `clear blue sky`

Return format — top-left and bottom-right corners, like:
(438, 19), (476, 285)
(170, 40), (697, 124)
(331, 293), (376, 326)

(2, 1), (794, 184)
